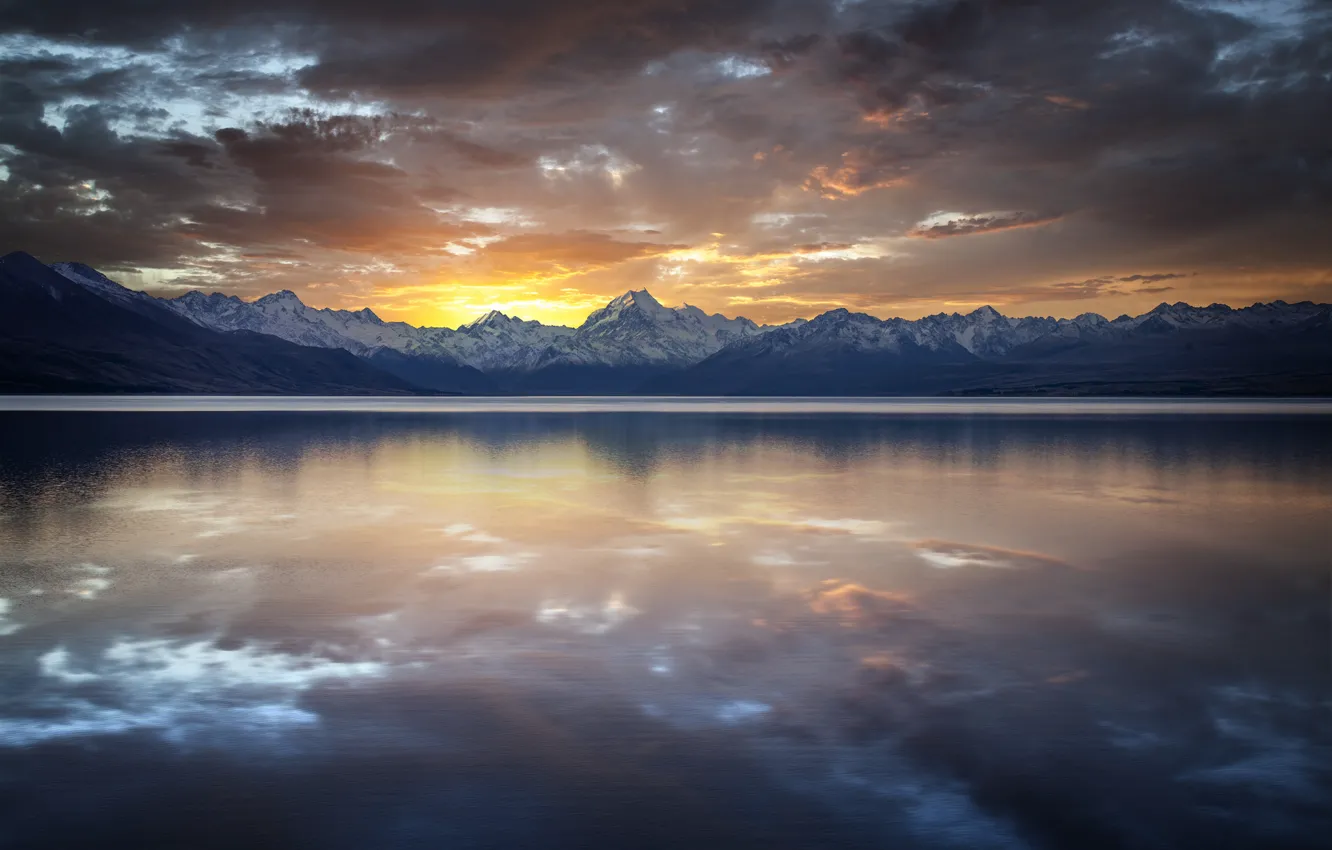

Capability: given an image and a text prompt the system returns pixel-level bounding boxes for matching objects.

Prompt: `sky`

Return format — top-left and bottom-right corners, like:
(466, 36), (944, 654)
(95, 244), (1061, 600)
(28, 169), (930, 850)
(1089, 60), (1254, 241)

(0, 0), (1329, 329)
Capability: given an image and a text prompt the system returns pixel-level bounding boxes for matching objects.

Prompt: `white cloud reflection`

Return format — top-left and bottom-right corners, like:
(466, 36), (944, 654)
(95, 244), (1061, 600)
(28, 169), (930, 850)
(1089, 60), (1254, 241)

(536, 593), (639, 635)
(0, 638), (386, 747)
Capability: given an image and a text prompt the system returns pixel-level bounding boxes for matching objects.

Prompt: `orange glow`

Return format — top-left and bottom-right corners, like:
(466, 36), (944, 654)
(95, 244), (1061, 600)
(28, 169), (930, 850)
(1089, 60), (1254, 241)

(806, 580), (916, 626)
(260, 239), (1331, 331)
(804, 149), (910, 199)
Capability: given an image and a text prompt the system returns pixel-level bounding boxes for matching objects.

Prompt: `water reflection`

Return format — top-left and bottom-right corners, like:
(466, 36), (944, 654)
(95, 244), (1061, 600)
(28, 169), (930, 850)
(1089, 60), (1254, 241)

(0, 409), (1328, 849)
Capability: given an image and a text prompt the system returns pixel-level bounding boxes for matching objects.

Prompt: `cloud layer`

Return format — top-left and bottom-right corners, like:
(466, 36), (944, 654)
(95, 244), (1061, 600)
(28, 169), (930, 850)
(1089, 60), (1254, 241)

(1, 0), (1328, 326)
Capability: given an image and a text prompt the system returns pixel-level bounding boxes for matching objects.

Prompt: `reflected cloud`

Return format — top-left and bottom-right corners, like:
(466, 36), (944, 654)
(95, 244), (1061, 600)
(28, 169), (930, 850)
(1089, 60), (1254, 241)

(716, 700), (772, 723)
(440, 523), (505, 544)
(3, 637), (386, 747)
(912, 540), (1067, 570)
(608, 546), (668, 559)
(806, 580), (917, 626)
(795, 518), (891, 537)
(1178, 686), (1328, 801)
(536, 593), (639, 635)
(0, 410), (1328, 847)
(0, 599), (21, 637)
(431, 553), (536, 574)
(66, 563), (114, 599)
(196, 516), (249, 538)
(752, 549), (828, 568)
(37, 646), (101, 683)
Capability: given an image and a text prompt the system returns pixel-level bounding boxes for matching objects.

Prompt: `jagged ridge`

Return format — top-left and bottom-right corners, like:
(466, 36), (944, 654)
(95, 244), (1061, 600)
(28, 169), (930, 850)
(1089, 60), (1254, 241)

(13, 252), (1331, 395)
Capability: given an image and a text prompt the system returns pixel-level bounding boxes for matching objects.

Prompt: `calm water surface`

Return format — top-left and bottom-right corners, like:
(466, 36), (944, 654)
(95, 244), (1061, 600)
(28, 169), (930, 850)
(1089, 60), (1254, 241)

(0, 399), (1328, 849)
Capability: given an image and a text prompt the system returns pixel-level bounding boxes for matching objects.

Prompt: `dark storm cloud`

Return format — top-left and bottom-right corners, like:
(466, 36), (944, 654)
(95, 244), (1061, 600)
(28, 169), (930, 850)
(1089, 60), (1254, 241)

(1, 0), (1330, 316)
(824, 0), (1332, 252)
(0, 102), (516, 270)
(0, 92), (227, 268)
(189, 113), (521, 255)
(0, 0), (795, 96)
(299, 0), (791, 98)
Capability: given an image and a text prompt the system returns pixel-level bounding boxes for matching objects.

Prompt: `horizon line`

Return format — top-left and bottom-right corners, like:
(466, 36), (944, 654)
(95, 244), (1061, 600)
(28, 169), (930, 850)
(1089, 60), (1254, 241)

(8, 251), (1328, 334)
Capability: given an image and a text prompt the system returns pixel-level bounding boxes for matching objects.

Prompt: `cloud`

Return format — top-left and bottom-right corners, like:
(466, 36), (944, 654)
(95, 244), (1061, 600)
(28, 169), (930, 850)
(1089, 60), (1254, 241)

(0, 0), (788, 98)
(804, 148), (912, 198)
(1118, 273), (1187, 284)
(908, 211), (1061, 239)
(479, 231), (685, 276)
(1, 0), (1330, 323)
(194, 113), (496, 256)
(1042, 273), (1189, 300)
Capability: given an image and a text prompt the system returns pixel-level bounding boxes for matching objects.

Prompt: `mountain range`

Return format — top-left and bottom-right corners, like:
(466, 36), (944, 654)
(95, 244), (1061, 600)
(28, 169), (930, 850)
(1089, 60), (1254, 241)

(2, 251), (1329, 395)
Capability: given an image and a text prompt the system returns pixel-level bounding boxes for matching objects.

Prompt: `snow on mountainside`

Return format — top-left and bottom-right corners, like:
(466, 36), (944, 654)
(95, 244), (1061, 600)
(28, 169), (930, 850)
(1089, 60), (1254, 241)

(717, 308), (973, 359)
(691, 298), (1332, 372)
(727, 306), (1067, 360)
(443, 311), (575, 372)
(52, 263), (145, 305)
(164, 290), (425, 356)
(919, 306), (1062, 357)
(165, 285), (770, 372)
(44, 258), (1330, 385)
(1111, 300), (1327, 332)
(4, 252), (420, 395)
(165, 288), (573, 371)
(51, 262), (179, 322)
(534, 290), (766, 369)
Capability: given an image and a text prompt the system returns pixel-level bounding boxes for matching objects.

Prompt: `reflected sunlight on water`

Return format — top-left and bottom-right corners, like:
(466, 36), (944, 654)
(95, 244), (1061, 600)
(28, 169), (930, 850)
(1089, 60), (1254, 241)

(0, 406), (1328, 849)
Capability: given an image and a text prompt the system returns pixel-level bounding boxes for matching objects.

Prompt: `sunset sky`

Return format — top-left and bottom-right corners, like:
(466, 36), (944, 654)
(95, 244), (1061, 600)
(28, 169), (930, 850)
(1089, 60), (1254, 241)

(1, 0), (1329, 328)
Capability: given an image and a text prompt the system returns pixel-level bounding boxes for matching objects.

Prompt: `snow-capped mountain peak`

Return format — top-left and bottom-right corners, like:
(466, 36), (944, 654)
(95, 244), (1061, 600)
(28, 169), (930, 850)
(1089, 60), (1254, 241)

(254, 290), (305, 310)
(538, 289), (766, 368)
(443, 311), (574, 371)
(580, 289), (673, 329)
(465, 309), (511, 329)
(164, 287), (422, 356)
(609, 289), (663, 310)
(1071, 312), (1108, 327)
(41, 258), (1332, 389)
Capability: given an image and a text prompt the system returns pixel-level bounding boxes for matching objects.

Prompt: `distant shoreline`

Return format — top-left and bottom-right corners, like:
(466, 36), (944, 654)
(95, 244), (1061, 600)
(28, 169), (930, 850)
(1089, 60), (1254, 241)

(3, 396), (1329, 415)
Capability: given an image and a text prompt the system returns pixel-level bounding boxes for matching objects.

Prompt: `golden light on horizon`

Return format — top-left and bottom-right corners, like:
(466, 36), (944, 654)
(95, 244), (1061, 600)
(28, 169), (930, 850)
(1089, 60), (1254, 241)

(158, 229), (1332, 332)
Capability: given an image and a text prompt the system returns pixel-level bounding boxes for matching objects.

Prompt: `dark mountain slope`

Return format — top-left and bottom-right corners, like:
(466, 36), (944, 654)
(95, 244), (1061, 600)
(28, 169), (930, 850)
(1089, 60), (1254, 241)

(6, 252), (1331, 396)
(643, 309), (987, 395)
(650, 303), (1332, 396)
(362, 349), (495, 394)
(0, 252), (426, 394)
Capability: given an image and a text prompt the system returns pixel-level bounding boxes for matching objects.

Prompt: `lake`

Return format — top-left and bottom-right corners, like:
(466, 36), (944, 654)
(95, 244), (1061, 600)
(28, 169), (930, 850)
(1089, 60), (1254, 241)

(0, 398), (1328, 849)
